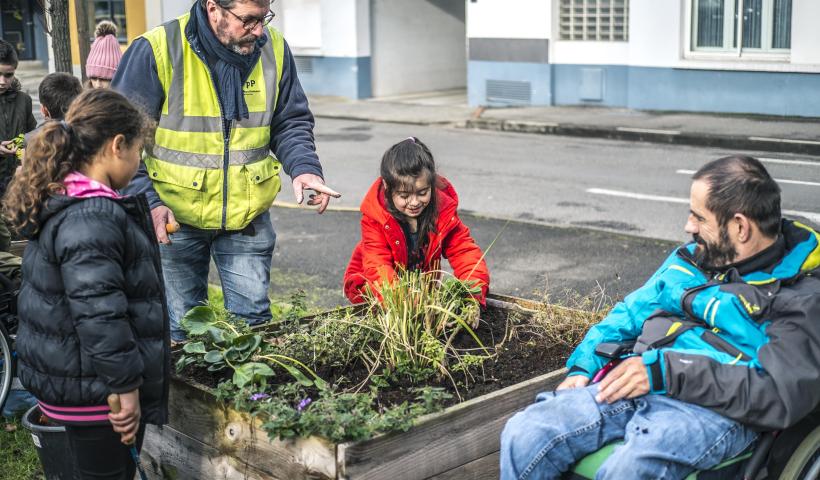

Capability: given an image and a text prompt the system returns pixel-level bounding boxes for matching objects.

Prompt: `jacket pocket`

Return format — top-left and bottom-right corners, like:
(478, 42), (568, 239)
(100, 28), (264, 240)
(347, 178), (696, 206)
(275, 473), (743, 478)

(145, 159), (206, 227)
(242, 157), (281, 226)
(700, 330), (752, 362)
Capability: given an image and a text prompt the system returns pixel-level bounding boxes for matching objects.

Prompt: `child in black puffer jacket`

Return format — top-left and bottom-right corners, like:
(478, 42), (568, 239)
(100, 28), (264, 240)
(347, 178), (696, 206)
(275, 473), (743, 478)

(3, 89), (169, 480)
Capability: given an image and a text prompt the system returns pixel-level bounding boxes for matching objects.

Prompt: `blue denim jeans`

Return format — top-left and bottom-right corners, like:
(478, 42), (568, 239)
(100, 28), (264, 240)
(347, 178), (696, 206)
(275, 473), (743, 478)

(500, 385), (758, 480)
(160, 213), (276, 341)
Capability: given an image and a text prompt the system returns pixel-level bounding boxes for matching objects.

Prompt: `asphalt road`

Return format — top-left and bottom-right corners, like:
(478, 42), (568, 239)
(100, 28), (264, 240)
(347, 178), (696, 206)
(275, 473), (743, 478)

(219, 119), (819, 309)
(303, 119), (820, 242)
(263, 206), (676, 309)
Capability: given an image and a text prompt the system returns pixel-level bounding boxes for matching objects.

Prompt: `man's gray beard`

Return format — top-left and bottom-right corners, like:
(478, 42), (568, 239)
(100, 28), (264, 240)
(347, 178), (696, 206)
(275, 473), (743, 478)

(230, 42), (257, 55)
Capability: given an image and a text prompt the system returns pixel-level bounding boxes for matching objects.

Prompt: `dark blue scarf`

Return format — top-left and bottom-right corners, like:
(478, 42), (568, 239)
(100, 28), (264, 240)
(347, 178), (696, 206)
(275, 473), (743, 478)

(190, 4), (266, 121)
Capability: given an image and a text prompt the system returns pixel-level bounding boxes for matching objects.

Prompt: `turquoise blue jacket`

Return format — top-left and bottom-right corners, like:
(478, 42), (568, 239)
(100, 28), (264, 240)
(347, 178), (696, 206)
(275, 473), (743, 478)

(567, 219), (820, 430)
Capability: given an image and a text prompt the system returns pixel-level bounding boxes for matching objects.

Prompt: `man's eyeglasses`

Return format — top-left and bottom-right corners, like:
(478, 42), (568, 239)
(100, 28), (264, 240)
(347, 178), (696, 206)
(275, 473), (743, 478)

(220, 4), (275, 31)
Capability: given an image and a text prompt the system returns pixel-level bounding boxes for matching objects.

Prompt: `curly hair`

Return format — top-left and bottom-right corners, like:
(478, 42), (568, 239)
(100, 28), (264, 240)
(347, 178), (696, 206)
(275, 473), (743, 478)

(3, 89), (150, 234)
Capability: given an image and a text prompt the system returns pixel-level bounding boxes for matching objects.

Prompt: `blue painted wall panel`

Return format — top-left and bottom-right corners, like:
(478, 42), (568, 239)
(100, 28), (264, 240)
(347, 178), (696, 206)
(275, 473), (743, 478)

(552, 64), (629, 107)
(626, 66), (820, 117)
(469, 60), (820, 116)
(297, 56), (372, 100)
(468, 60), (551, 107)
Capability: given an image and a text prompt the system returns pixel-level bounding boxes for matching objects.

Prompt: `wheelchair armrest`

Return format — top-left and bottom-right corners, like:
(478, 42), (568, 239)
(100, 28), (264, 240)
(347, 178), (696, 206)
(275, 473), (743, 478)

(595, 341), (636, 360)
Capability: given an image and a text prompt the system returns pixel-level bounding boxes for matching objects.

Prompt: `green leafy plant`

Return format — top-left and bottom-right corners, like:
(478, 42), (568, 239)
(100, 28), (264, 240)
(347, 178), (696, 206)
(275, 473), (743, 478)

(9, 134), (24, 160)
(177, 303), (324, 389)
(243, 383), (452, 443)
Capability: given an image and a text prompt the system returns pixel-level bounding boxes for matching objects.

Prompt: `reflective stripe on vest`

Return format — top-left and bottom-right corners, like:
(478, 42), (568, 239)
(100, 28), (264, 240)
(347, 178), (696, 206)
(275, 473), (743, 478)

(148, 14), (278, 166)
(140, 13), (286, 230)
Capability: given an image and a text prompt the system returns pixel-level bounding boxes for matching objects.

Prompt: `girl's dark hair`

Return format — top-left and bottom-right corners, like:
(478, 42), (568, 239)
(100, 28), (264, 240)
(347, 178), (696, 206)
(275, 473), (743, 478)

(380, 137), (440, 252)
(4, 89), (150, 234)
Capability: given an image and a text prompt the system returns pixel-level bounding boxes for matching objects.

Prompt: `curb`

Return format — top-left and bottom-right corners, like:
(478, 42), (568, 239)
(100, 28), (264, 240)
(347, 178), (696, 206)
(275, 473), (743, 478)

(465, 119), (820, 156)
(313, 113), (457, 126)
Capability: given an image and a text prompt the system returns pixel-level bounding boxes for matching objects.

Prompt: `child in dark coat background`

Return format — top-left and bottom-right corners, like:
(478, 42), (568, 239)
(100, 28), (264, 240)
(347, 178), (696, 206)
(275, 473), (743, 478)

(344, 137), (490, 314)
(0, 39), (36, 252)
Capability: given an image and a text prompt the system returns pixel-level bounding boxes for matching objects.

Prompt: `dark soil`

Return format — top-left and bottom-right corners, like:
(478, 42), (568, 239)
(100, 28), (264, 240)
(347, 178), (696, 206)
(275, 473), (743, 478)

(174, 305), (573, 409)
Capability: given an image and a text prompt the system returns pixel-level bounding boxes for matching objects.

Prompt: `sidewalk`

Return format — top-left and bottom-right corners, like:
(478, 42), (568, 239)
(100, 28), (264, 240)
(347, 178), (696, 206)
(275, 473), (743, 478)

(310, 94), (820, 156)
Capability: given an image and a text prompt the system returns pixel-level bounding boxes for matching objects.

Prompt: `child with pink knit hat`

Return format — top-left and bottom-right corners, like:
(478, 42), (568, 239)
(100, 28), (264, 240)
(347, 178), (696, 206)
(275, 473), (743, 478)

(86, 20), (123, 89)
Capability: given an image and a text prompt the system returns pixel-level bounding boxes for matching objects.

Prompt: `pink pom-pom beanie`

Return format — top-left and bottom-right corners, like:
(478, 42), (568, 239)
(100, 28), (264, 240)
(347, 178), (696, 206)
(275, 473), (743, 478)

(86, 23), (122, 80)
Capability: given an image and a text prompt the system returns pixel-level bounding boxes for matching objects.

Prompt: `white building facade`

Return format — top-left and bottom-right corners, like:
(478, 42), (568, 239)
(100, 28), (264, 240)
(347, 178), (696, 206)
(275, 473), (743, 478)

(467, 0), (820, 116)
(141, 1), (820, 117)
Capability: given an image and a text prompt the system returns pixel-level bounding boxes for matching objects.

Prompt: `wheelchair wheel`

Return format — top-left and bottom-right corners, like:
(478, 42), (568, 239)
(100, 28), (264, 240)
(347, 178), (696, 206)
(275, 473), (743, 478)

(0, 321), (13, 414)
(779, 422), (820, 480)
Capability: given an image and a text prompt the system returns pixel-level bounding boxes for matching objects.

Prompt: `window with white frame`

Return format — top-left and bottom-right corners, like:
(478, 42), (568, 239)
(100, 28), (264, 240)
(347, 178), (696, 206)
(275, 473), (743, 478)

(559, 0), (629, 42)
(692, 0), (792, 53)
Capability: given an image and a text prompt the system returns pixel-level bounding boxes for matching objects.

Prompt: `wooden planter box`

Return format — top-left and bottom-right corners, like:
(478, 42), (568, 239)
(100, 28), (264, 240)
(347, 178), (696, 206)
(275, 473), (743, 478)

(140, 295), (567, 479)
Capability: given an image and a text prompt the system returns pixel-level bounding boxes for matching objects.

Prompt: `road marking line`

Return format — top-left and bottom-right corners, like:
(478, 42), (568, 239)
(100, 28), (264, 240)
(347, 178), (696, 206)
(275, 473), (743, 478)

(748, 136), (820, 146)
(586, 188), (820, 224)
(676, 169), (820, 187)
(758, 157), (820, 167)
(586, 188), (688, 204)
(616, 127), (681, 135)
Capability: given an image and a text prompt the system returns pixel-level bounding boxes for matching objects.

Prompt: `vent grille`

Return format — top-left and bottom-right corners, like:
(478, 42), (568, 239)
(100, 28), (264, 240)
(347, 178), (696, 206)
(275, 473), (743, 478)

(486, 80), (532, 105)
(294, 56), (315, 74)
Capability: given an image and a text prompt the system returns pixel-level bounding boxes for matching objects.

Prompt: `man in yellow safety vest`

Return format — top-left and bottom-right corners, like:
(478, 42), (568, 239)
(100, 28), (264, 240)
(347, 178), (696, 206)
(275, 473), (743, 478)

(112, 0), (339, 341)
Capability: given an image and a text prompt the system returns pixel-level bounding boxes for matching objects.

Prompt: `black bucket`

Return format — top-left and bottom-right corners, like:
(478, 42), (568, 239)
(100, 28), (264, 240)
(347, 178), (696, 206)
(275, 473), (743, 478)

(21, 404), (75, 479)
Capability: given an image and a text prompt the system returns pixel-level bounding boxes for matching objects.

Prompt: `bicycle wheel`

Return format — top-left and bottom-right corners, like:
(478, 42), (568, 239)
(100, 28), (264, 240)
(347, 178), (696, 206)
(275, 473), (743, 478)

(0, 321), (12, 414)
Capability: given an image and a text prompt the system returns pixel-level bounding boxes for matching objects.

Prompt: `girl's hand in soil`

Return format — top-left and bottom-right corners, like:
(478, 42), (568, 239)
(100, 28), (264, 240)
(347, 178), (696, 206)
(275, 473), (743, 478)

(556, 375), (590, 391)
(109, 389), (141, 444)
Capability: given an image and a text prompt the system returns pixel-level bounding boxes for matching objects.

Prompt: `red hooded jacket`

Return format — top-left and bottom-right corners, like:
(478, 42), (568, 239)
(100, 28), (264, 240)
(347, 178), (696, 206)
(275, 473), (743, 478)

(343, 176), (490, 304)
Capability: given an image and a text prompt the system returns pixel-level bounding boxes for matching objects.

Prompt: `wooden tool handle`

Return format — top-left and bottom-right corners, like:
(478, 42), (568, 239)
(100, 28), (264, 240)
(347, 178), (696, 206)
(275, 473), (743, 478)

(107, 393), (121, 413)
(106, 393), (135, 445)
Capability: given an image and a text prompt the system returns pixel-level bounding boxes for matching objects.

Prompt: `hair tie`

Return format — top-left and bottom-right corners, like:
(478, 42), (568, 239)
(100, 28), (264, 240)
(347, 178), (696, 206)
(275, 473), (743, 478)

(59, 120), (73, 134)
(406, 137), (415, 143)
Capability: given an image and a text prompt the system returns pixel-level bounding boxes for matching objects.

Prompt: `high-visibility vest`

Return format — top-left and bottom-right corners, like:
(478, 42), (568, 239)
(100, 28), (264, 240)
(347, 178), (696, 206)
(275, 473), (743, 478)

(141, 13), (284, 230)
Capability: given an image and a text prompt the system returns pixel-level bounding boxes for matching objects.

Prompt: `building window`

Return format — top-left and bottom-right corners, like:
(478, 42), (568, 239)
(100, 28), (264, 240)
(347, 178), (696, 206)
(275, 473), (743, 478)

(692, 0), (791, 53)
(87, 0), (127, 43)
(559, 0), (629, 42)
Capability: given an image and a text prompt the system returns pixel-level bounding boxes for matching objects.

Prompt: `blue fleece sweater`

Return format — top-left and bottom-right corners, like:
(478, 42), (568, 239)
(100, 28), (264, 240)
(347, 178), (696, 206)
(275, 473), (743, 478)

(111, 28), (322, 209)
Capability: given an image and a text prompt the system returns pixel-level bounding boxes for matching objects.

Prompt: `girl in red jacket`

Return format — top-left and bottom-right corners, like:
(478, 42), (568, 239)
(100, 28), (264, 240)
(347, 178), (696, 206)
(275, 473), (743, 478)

(343, 137), (490, 307)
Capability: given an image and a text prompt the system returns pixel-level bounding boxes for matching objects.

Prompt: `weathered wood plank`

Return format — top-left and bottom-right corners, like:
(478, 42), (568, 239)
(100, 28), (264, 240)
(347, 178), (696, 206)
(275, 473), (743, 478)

(161, 378), (337, 479)
(486, 294), (541, 312)
(337, 368), (566, 480)
(141, 424), (279, 479)
(427, 452), (500, 480)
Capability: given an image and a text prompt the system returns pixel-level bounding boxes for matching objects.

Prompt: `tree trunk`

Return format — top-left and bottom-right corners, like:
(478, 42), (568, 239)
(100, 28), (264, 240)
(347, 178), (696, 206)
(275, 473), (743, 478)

(48, 0), (73, 73)
(74, 0), (90, 81)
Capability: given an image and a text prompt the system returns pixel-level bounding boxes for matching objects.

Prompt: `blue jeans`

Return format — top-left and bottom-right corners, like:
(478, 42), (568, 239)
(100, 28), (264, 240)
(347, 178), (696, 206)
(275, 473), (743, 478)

(500, 385), (758, 480)
(160, 213), (276, 341)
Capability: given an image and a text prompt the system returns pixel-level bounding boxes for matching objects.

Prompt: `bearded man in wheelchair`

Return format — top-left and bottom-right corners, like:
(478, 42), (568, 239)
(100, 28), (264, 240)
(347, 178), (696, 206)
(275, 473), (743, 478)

(500, 155), (820, 480)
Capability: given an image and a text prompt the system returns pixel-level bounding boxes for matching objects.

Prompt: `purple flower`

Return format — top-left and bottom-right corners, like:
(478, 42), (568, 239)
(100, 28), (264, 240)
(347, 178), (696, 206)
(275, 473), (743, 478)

(250, 393), (271, 402)
(296, 397), (312, 412)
